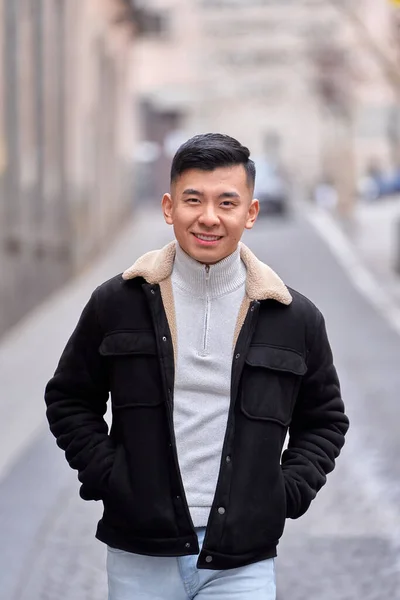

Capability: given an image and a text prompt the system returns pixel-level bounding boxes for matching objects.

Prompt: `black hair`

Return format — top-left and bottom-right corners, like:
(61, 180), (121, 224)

(170, 133), (256, 189)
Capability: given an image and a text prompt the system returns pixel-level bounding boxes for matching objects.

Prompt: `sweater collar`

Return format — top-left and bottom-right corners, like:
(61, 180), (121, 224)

(171, 243), (246, 298)
(122, 240), (292, 305)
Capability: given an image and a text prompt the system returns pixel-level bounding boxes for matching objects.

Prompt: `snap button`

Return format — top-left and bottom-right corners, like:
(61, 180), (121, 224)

(226, 455), (231, 463)
(176, 495), (181, 500)
(218, 507), (226, 515)
(251, 305), (255, 311)
(235, 353), (240, 359)
(162, 336), (167, 342)
(205, 555), (213, 563)
(150, 289), (155, 295)
(185, 542), (191, 549)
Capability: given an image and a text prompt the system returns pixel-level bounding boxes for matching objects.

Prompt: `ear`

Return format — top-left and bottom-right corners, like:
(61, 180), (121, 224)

(162, 193), (174, 225)
(245, 198), (259, 230)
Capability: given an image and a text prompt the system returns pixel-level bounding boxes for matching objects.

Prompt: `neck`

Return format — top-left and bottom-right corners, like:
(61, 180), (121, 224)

(171, 242), (246, 299)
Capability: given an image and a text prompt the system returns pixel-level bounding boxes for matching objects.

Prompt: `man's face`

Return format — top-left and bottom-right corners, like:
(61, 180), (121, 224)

(162, 165), (259, 264)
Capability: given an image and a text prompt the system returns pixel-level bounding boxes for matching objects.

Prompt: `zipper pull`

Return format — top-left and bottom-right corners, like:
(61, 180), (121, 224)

(205, 265), (210, 280)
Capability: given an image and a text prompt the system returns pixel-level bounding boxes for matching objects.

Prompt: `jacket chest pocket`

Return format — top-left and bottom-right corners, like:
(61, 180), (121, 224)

(241, 345), (307, 426)
(99, 330), (163, 408)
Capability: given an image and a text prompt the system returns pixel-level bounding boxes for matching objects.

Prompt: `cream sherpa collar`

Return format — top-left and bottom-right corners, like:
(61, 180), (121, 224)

(122, 241), (292, 305)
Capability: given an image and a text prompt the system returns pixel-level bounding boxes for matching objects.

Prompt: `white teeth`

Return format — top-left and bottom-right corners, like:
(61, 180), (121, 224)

(196, 234), (221, 241)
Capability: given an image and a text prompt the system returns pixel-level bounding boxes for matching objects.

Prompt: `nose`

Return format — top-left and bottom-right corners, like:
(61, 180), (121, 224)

(198, 204), (220, 228)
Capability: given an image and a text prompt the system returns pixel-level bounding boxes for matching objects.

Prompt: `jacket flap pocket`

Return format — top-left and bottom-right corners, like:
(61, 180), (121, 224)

(99, 330), (157, 356)
(246, 345), (307, 376)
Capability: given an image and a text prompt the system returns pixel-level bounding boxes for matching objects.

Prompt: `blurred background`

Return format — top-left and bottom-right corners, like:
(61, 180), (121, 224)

(1, 0), (400, 598)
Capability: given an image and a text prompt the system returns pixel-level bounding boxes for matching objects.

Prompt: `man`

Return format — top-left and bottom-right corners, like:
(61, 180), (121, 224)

(45, 133), (349, 599)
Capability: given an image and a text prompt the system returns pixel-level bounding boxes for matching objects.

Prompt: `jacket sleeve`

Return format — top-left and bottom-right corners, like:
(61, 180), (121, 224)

(281, 310), (349, 519)
(44, 289), (115, 501)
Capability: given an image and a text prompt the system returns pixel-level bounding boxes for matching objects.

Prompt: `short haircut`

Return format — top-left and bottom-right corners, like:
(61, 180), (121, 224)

(170, 133), (256, 189)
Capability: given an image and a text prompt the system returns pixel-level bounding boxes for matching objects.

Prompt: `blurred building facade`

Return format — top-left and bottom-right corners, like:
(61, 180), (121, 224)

(132, 0), (348, 195)
(132, 0), (400, 209)
(351, 0), (400, 173)
(0, 0), (137, 337)
(314, 0), (400, 214)
(2, 0), (399, 337)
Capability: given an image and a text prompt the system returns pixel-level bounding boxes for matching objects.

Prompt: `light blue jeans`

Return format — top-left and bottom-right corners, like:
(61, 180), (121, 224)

(107, 528), (276, 599)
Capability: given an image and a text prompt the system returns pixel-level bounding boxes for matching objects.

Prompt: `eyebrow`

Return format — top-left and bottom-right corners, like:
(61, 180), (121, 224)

(182, 188), (240, 199)
(183, 188), (203, 196)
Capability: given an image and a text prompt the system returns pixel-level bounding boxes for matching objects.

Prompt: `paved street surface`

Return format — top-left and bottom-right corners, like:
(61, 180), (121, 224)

(1, 203), (400, 600)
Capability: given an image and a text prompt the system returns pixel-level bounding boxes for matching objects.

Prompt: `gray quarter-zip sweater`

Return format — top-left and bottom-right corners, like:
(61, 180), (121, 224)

(171, 243), (247, 527)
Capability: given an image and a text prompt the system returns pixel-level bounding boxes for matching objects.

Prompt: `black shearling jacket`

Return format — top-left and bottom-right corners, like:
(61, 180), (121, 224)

(45, 241), (349, 570)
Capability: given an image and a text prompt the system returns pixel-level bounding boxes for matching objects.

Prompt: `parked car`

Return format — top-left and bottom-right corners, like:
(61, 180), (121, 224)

(358, 167), (400, 202)
(253, 158), (289, 216)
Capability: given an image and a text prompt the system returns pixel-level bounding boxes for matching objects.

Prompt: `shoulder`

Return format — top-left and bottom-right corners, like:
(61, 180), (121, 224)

(91, 274), (147, 318)
(257, 286), (324, 348)
(253, 285), (326, 357)
(87, 274), (152, 332)
(94, 273), (145, 298)
(285, 288), (325, 341)
(287, 287), (323, 321)
(258, 284), (322, 321)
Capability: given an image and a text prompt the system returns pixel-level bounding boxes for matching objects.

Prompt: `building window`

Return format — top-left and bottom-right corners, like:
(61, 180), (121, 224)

(134, 8), (170, 38)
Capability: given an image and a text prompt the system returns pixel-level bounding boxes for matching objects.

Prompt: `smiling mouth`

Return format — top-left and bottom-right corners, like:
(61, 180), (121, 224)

(193, 233), (223, 241)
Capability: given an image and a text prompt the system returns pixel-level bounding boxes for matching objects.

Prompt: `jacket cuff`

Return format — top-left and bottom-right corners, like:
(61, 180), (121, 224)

(78, 444), (116, 501)
(282, 470), (314, 519)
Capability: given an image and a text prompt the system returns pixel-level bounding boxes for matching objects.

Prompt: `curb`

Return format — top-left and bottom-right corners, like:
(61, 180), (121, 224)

(305, 207), (400, 337)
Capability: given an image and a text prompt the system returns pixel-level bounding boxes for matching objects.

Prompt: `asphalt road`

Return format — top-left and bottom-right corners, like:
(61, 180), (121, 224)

(1, 206), (399, 600)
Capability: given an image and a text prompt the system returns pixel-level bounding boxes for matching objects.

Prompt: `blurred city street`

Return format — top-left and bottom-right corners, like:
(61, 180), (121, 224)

(1, 202), (400, 600)
(2, 0), (400, 599)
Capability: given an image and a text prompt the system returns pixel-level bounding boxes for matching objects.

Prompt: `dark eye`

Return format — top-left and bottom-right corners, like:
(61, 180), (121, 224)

(221, 200), (234, 207)
(186, 198), (200, 203)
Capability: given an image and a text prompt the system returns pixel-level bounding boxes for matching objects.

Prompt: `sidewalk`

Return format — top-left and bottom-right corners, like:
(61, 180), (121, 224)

(0, 204), (172, 484)
(350, 195), (400, 304)
(305, 194), (400, 338)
